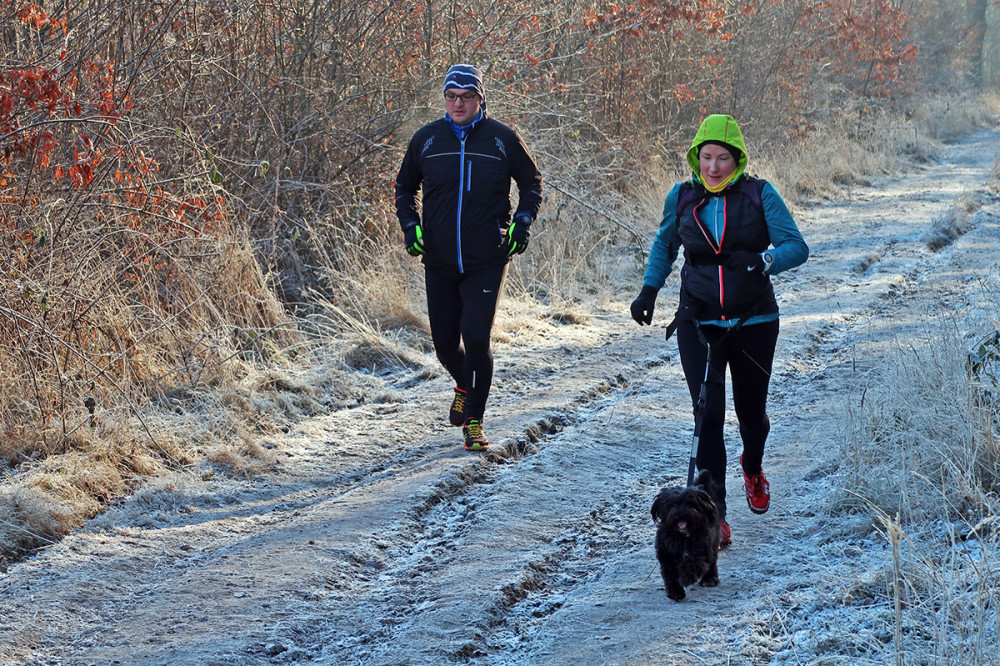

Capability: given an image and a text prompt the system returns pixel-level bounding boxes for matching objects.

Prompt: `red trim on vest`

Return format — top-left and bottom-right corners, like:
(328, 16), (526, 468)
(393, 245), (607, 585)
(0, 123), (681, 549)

(693, 196), (729, 317)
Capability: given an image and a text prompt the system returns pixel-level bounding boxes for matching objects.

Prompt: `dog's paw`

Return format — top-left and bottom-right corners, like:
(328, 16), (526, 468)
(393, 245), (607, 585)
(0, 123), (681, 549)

(699, 574), (719, 587)
(666, 585), (686, 601)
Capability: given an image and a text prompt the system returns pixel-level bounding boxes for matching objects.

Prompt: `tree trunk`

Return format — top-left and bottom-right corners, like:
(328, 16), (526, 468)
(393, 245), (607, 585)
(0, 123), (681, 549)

(984, 0), (1000, 89)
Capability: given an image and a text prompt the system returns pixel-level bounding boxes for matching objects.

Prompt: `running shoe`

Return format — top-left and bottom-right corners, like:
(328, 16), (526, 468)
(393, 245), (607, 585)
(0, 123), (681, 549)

(719, 520), (732, 549)
(463, 418), (489, 451)
(449, 387), (467, 427)
(741, 455), (770, 514)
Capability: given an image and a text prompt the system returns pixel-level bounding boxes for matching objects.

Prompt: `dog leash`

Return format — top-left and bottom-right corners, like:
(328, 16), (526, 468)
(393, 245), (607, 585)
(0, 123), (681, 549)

(664, 300), (760, 487)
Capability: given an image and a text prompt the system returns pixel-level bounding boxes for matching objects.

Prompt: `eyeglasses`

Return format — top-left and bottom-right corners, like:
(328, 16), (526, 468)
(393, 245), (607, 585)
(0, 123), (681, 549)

(444, 91), (479, 104)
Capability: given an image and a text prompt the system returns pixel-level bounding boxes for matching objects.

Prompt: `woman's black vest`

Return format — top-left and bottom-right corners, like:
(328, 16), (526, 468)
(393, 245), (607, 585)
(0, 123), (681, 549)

(676, 176), (778, 321)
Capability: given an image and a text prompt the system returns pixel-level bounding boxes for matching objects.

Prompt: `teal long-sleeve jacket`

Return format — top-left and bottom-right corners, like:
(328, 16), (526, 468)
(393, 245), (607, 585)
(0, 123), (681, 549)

(642, 180), (809, 327)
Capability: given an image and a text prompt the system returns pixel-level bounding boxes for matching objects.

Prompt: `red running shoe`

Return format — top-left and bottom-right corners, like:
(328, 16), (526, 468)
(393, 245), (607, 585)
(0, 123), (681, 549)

(741, 456), (770, 514)
(719, 520), (732, 549)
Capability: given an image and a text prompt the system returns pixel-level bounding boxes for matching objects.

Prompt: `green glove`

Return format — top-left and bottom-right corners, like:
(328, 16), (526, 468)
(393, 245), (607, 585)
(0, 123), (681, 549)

(404, 223), (425, 256)
(505, 215), (531, 256)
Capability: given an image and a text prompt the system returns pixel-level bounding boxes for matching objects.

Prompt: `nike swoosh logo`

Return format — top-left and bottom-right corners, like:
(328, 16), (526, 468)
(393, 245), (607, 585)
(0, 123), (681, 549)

(747, 265), (756, 272)
(483, 289), (494, 293)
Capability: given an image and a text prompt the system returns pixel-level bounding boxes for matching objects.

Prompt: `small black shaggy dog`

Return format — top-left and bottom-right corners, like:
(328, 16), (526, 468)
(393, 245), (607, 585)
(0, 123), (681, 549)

(651, 469), (721, 601)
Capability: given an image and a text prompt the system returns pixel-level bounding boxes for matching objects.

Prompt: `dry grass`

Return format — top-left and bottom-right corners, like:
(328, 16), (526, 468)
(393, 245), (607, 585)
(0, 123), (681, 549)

(750, 92), (1000, 210)
(913, 90), (1000, 144)
(843, 327), (1000, 524)
(924, 191), (988, 251)
(834, 316), (1000, 663)
(0, 218), (290, 555)
(756, 93), (1000, 209)
(989, 152), (1000, 196)
(875, 510), (1000, 664)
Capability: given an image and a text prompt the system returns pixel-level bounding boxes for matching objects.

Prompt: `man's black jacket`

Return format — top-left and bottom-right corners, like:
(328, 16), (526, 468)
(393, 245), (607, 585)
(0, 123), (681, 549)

(394, 114), (542, 272)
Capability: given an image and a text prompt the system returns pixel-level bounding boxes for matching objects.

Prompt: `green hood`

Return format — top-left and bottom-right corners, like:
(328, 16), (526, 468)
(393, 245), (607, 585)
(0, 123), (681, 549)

(686, 114), (748, 183)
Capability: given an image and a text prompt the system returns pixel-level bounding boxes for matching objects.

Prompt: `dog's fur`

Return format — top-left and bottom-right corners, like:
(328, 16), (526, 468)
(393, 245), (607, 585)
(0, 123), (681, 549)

(651, 469), (721, 601)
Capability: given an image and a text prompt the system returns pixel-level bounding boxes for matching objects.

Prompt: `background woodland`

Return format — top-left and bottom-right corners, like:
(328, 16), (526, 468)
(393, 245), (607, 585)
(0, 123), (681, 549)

(0, 0), (997, 559)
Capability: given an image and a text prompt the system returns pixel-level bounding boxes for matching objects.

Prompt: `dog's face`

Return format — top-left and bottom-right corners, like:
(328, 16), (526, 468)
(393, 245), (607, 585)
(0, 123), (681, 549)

(651, 485), (718, 538)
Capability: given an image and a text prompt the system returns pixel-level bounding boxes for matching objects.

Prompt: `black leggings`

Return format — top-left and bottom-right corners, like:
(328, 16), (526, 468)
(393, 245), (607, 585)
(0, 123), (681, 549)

(424, 262), (508, 421)
(676, 318), (778, 519)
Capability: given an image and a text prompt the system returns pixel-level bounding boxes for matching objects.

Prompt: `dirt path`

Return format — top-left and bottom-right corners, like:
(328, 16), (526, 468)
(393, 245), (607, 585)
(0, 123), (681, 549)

(1, 128), (998, 666)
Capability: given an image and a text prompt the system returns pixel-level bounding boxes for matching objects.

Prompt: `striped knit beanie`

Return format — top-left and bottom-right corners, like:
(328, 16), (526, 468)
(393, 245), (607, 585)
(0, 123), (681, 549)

(443, 64), (485, 107)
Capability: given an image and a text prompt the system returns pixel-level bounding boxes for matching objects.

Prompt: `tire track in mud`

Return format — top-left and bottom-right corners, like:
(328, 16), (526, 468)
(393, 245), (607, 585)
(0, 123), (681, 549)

(234, 370), (650, 525)
(257, 354), (678, 664)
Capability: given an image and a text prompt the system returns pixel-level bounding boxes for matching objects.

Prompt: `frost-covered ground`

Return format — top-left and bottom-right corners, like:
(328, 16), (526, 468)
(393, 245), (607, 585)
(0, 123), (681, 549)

(1, 127), (998, 666)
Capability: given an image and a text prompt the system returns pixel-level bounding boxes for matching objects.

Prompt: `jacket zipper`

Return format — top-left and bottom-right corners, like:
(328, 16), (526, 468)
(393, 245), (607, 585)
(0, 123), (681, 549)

(693, 196), (729, 318)
(456, 136), (467, 273)
(717, 197), (728, 318)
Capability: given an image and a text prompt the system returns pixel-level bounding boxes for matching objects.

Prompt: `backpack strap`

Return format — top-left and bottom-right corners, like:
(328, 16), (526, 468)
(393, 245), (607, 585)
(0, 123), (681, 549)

(676, 181), (698, 217)
(741, 175), (766, 210)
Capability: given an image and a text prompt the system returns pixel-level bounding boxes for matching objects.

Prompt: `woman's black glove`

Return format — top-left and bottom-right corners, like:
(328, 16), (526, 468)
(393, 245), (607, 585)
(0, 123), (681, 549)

(724, 250), (764, 273)
(630, 285), (658, 325)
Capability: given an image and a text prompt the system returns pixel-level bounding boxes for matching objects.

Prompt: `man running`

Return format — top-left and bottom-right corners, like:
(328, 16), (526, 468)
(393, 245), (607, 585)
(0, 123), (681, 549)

(395, 64), (543, 451)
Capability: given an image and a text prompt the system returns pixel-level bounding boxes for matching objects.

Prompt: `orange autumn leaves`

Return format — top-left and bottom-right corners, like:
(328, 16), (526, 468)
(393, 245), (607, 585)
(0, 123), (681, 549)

(1, 4), (221, 237)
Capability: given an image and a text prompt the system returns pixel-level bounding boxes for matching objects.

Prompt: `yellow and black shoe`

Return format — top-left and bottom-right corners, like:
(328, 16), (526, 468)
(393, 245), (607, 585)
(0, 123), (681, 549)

(462, 418), (489, 451)
(449, 387), (467, 427)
